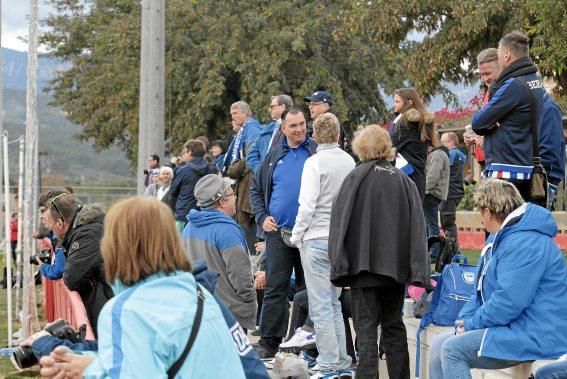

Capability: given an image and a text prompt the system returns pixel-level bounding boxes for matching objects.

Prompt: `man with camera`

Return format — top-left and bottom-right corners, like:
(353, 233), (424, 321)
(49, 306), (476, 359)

(44, 193), (113, 335)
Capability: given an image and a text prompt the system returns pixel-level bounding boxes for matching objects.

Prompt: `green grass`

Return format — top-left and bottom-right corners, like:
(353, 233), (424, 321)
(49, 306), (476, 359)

(460, 249), (481, 266)
(0, 266), (42, 378)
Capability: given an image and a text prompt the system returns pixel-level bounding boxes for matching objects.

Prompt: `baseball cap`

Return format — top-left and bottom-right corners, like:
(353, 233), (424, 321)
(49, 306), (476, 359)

(304, 91), (333, 105)
(194, 174), (232, 208)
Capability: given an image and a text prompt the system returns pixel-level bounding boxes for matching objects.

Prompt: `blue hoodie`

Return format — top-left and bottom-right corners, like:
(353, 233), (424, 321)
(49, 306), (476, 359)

(459, 203), (567, 361)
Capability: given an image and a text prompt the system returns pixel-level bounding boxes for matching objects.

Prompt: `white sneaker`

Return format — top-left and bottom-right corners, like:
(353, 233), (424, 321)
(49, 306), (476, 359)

(310, 371), (339, 379)
(279, 328), (316, 352)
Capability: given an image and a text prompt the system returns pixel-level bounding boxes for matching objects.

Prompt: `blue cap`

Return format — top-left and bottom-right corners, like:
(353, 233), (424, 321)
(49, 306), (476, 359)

(304, 91), (333, 106)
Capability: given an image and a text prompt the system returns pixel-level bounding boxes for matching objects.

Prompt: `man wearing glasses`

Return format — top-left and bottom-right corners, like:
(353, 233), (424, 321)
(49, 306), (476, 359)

(304, 90), (347, 149)
(43, 193), (113, 337)
(182, 174), (257, 334)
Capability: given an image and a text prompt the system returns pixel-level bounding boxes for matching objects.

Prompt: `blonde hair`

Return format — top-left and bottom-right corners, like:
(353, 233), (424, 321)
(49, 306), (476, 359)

(313, 113), (340, 144)
(474, 179), (524, 223)
(102, 197), (192, 286)
(352, 125), (395, 161)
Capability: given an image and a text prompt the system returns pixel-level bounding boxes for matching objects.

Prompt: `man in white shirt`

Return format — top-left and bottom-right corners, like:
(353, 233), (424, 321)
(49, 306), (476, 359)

(290, 113), (355, 378)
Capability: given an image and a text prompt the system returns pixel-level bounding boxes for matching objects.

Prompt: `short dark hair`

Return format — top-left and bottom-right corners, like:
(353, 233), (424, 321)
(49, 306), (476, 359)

(184, 139), (206, 157)
(499, 31), (529, 58)
(281, 107), (303, 121)
(47, 193), (81, 223)
(38, 188), (71, 207)
(149, 154), (160, 164)
(211, 140), (226, 153)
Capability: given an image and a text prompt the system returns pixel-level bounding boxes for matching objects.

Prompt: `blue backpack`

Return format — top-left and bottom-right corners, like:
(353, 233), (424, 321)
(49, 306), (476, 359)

(415, 254), (477, 378)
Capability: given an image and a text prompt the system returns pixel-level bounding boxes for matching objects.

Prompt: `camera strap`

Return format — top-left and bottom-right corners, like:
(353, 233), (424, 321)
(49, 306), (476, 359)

(167, 284), (205, 379)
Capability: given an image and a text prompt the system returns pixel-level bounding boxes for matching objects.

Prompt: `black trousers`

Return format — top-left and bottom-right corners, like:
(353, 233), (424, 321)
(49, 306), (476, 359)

(351, 284), (409, 379)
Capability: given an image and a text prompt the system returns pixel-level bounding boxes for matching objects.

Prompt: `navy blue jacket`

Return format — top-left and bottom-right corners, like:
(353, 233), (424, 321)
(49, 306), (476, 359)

(168, 157), (217, 221)
(472, 58), (545, 178)
(540, 93), (565, 185)
(249, 138), (318, 229)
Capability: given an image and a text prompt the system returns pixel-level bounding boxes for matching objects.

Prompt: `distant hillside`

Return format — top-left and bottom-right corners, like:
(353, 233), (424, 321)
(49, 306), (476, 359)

(2, 88), (135, 186)
(2, 47), (65, 90)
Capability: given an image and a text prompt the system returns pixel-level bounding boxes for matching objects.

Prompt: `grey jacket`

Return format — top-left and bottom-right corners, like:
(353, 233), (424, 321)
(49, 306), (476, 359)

(425, 146), (450, 201)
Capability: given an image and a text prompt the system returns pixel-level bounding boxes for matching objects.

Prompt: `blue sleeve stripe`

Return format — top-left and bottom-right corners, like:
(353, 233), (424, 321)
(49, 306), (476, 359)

(109, 287), (139, 378)
(472, 79), (514, 123)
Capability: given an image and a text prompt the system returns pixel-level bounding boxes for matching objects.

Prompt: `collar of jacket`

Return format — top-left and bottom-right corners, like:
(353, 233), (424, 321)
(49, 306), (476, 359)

(281, 136), (312, 150)
(490, 56), (537, 97)
(316, 143), (339, 152)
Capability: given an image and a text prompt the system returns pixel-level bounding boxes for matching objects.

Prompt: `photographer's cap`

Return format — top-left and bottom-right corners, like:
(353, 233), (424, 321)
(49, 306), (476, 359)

(194, 174), (232, 208)
(304, 90), (333, 106)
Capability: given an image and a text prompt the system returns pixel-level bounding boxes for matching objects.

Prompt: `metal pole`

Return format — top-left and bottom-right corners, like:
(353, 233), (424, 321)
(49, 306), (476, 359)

(15, 136), (24, 320)
(0, 0), (4, 220)
(3, 133), (12, 346)
(137, 0), (165, 195)
(22, 0), (40, 338)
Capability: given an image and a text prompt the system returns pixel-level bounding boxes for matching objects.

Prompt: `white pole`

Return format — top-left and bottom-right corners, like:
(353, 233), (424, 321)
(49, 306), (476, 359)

(0, 0), (4, 221)
(22, 0), (40, 338)
(137, 0), (165, 195)
(15, 136), (24, 320)
(3, 133), (12, 346)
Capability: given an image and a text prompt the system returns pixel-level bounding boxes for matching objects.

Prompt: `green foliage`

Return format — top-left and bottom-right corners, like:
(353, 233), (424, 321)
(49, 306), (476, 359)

(41, 0), (567, 167)
(457, 184), (477, 211)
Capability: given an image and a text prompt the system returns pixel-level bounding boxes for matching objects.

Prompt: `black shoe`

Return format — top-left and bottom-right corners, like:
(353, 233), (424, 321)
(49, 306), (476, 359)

(250, 329), (261, 337)
(254, 345), (276, 360)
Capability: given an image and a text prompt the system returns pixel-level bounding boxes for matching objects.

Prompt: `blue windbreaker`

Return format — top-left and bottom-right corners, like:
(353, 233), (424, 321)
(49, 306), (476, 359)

(459, 203), (567, 361)
(247, 121), (277, 173)
(82, 271), (245, 378)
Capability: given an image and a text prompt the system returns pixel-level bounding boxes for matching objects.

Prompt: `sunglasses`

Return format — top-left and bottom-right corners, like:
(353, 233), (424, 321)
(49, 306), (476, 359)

(47, 193), (66, 221)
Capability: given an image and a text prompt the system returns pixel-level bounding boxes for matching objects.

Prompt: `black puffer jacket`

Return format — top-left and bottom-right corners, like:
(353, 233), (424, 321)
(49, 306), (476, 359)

(62, 203), (113, 336)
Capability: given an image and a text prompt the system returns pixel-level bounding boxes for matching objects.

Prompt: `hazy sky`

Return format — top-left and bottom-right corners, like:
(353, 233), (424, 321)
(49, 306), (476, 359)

(2, 1), (55, 51)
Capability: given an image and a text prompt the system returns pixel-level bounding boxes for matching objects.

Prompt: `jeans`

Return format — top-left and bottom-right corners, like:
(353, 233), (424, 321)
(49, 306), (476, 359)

(423, 194), (441, 237)
(351, 284), (409, 379)
(260, 232), (304, 350)
(430, 330), (523, 379)
(535, 359), (567, 379)
(300, 239), (351, 374)
(439, 198), (461, 243)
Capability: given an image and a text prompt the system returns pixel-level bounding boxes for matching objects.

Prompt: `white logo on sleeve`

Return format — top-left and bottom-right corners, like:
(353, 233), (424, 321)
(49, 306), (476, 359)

(230, 323), (252, 356)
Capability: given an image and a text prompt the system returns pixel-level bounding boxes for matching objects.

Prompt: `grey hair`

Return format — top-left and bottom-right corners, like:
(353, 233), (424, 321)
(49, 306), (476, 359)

(474, 179), (524, 223)
(159, 166), (174, 178)
(272, 94), (293, 109)
(313, 113), (340, 144)
(230, 101), (252, 117)
(477, 48), (499, 65)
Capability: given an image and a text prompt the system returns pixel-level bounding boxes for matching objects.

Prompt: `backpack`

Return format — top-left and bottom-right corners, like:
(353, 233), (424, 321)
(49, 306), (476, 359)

(428, 234), (458, 274)
(415, 254), (477, 378)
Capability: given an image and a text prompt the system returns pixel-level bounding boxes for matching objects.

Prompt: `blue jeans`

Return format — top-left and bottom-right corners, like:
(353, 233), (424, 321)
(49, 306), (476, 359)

(423, 193), (441, 237)
(536, 359), (567, 379)
(430, 330), (523, 379)
(300, 239), (351, 374)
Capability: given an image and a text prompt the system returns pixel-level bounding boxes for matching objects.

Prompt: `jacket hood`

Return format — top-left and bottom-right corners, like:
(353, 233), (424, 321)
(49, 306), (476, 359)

(192, 259), (220, 294)
(429, 145), (449, 156)
(187, 157), (213, 175)
(186, 208), (237, 226)
(496, 203), (557, 243)
(73, 203), (105, 228)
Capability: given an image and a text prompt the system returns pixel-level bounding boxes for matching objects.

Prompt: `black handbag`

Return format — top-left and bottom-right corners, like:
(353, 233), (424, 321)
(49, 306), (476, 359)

(519, 79), (548, 204)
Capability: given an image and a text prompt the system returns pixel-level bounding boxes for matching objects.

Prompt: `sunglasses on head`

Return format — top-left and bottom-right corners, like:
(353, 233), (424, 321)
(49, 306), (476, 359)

(47, 193), (66, 221)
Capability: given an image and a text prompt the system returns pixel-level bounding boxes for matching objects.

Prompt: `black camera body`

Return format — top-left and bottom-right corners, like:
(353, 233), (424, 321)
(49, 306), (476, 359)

(11, 319), (87, 370)
(30, 248), (52, 265)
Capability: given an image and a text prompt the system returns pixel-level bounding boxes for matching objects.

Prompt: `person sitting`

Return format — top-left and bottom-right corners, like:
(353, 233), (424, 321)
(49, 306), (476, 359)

(429, 179), (567, 379)
(39, 197), (246, 378)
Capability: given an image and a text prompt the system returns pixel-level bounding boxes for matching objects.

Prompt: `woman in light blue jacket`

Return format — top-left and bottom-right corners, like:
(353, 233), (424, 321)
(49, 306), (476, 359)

(430, 179), (567, 379)
(39, 197), (245, 379)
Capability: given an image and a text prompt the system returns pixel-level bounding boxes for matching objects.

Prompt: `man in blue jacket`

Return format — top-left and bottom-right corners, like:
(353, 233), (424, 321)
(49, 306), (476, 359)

(249, 108), (318, 359)
(168, 140), (217, 231)
(247, 94), (294, 174)
(540, 93), (565, 209)
(471, 31), (546, 203)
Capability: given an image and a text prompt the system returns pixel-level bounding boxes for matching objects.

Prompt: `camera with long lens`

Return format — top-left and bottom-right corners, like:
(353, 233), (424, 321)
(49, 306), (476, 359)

(29, 248), (52, 265)
(11, 319), (87, 370)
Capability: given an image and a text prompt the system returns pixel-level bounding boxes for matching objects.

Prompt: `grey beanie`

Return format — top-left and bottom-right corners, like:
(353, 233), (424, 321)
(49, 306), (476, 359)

(194, 174), (232, 208)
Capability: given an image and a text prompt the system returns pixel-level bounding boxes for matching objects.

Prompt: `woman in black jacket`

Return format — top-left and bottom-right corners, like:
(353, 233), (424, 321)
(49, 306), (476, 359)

(390, 87), (432, 200)
(329, 125), (430, 379)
